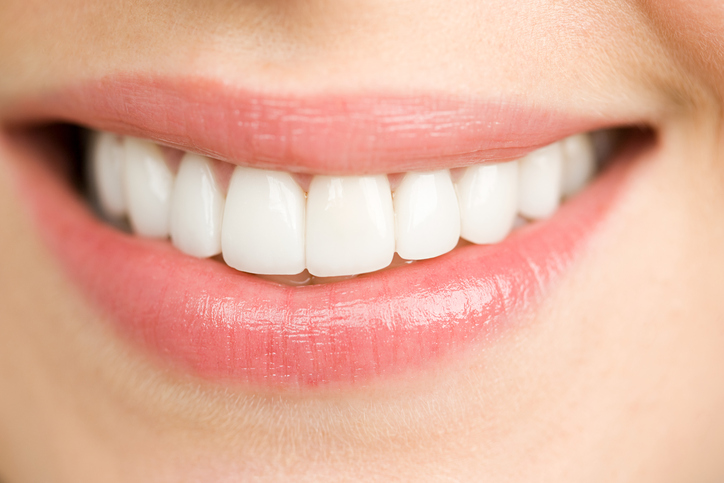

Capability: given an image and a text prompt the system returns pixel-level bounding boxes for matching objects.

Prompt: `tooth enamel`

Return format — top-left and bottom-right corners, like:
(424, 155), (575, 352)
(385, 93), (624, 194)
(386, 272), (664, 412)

(90, 131), (126, 217)
(561, 134), (596, 197)
(393, 170), (460, 260)
(89, 128), (608, 281)
(169, 153), (225, 258)
(306, 175), (395, 277)
(456, 161), (519, 244)
(517, 142), (564, 220)
(221, 167), (306, 275)
(123, 137), (175, 238)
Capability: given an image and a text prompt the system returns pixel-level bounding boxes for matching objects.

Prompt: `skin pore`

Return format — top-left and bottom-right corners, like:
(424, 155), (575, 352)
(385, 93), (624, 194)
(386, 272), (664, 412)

(1, 1), (724, 481)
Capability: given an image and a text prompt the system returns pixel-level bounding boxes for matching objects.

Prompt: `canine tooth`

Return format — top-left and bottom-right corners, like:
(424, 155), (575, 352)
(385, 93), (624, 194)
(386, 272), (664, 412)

(518, 142), (564, 219)
(394, 170), (460, 260)
(457, 161), (518, 244)
(169, 153), (225, 258)
(222, 167), (306, 275)
(123, 137), (174, 238)
(306, 175), (395, 277)
(90, 131), (126, 217)
(562, 134), (595, 197)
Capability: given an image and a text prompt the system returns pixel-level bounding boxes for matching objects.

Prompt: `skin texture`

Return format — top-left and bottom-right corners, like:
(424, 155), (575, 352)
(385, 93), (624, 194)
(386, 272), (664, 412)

(1, 0), (724, 481)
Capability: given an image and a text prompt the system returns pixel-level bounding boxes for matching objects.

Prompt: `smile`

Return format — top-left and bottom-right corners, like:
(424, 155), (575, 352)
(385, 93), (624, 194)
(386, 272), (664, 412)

(1, 75), (653, 388)
(90, 128), (602, 282)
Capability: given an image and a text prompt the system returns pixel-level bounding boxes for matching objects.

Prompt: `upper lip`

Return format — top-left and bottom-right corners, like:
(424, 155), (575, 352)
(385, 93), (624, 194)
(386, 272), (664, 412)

(1, 74), (634, 174)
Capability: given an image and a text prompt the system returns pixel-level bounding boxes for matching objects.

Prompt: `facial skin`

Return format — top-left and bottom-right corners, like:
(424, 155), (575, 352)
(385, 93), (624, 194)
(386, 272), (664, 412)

(1, 1), (724, 481)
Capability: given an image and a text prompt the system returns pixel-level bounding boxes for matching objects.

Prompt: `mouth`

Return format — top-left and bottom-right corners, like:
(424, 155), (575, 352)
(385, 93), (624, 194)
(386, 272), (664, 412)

(0, 75), (655, 388)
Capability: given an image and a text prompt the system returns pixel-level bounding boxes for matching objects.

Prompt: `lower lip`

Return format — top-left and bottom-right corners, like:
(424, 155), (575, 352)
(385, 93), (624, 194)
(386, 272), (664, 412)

(3, 129), (638, 388)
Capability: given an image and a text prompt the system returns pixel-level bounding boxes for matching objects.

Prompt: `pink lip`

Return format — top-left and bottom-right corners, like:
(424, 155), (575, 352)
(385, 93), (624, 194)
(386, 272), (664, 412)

(0, 79), (642, 388)
(2, 75), (627, 174)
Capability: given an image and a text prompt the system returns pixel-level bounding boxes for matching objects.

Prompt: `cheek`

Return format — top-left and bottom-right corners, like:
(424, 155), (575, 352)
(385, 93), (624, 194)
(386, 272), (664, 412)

(639, 0), (724, 90)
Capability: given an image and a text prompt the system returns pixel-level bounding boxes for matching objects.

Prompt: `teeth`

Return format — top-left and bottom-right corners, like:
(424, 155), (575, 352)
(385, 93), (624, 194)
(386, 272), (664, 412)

(306, 175), (395, 277)
(394, 170), (460, 260)
(89, 131), (602, 280)
(169, 153), (225, 258)
(517, 142), (564, 220)
(456, 161), (519, 244)
(561, 133), (596, 197)
(222, 167), (306, 275)
(89, 131), (126, 217)
(123, 137), (175, 238)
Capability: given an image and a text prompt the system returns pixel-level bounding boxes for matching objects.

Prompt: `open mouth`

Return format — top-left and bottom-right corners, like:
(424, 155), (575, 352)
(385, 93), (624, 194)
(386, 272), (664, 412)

(86, 127), (617, 284)
(0, 76), (655, 388)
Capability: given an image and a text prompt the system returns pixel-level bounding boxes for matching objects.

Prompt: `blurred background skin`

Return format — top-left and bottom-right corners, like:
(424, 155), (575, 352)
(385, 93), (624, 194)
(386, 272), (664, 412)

(1, 1), (724, 481)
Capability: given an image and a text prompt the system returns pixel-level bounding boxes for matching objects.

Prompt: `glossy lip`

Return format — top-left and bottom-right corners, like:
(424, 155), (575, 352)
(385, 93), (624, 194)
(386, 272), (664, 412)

(0, 78), (644, 388)
(1, 75), (633, 174)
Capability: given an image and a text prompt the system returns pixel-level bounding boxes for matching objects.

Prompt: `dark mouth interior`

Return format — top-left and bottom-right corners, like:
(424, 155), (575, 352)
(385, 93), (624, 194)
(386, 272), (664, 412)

(24, 123), (87, 191)
(3, 121), (656, 285)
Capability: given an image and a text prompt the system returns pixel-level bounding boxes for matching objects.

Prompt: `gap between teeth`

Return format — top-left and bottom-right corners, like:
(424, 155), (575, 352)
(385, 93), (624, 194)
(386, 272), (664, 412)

(88, 131), (599, 281)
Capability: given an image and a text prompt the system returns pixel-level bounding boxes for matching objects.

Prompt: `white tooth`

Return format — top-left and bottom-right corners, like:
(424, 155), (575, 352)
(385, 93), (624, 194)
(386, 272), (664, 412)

(123, 137), (174, 238)
(90, 131), (126, 217)
(222, 167), (306, 275)
(306, 175), (395, 277)
(518, 142), (564, 219)
(393, 170), (460, 260)
(169, 153), (225, 258)
(456, 161), (518, 244)
(561, 134), (596, 197)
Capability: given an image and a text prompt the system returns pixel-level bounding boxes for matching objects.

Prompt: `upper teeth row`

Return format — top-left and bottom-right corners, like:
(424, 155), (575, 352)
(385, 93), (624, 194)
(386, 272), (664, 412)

(89, 131), (596, 278)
